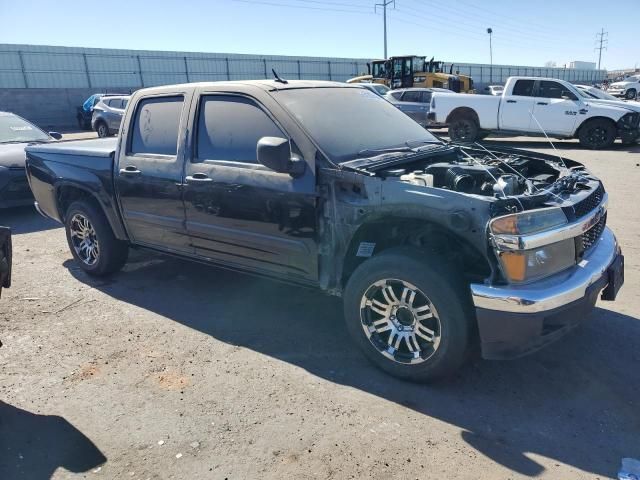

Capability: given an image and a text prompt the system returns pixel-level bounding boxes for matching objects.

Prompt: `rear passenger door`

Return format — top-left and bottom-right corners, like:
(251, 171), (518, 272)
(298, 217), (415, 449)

(499, 79), (535, 131)
(182, 91), (318, 283)
(116, 91), (193, 253)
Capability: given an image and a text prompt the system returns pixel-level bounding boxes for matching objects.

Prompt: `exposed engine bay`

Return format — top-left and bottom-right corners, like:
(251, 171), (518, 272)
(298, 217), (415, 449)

(346, 145), (600, 215)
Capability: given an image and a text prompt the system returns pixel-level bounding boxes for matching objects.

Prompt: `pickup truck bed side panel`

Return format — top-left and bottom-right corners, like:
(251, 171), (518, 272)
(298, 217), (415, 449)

(437, 94), (501, 130)
(25, 149), (128, 240)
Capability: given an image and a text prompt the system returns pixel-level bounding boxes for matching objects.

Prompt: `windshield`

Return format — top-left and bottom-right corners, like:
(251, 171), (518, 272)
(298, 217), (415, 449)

(371, 84), (390, 95)
(577, 87), (618, 101)
(276, 87), (441, 163)
(0, 114), (49, 143)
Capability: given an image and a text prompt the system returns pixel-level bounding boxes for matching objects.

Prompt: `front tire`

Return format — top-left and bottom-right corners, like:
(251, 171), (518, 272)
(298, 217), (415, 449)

(448, 116), (480, 143)
(625, 89), (637, 100)
(65, 201), (128, 276)
(343, 248), (472, 382)
(578, 118), (616, 149)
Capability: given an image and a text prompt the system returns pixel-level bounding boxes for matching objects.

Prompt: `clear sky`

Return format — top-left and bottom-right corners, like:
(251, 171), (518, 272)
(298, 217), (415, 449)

(0, 0), (635, 70)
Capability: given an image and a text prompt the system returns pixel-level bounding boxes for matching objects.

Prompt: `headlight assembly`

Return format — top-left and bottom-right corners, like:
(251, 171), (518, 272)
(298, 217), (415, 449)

(498, 239), (576, 283)
(490, 207), (576, 283)
(490, 207), (568, 236)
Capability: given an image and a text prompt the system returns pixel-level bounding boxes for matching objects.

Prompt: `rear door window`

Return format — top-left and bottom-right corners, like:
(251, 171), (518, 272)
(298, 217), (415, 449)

(512, 80), (535, 97)
(401, 91), (422, 102)
(196, 95), (284, 164)
(130, 96), (184, 156)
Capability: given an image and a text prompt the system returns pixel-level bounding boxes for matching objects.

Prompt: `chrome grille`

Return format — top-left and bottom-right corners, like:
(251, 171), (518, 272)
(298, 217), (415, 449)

(580, 213), (607, 253)
(573, 183), (604, 219)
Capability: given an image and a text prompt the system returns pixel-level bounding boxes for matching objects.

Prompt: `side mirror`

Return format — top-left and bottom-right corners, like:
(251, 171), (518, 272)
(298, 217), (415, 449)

(257, 137), (306, 178)
(49, 131), (62, 140)
(0, 226), (12, 298)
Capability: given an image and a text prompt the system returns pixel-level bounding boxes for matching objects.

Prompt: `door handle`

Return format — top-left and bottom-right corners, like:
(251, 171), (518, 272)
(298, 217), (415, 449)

(537, 102), (548, 105)
(186, 173), (213, 183)
(119, 166), (141, 175)
(506, 100), (517, 103)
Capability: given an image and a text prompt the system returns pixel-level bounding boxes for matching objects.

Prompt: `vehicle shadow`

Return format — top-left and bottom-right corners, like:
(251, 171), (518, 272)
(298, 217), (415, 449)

(65, 252), (640, 478)
(0, 401), (107, 479)
(0, 206), (60, 234)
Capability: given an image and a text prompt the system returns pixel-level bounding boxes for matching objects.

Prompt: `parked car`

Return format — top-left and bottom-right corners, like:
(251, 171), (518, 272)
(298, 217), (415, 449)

(77, 93), (129, 130)
(77, 94), (104, 130)
(92, 96), (130, 137)
(575, 85), (640, 117)
(384, 88), (450, 127)
(26, 81), (624, 381)
(482, 85), (504, 96)
(0, 112), (61, 209)
(358, 83), (391, 97)
(0, 226), (11, 298)
(607, 75), (640, 100)
(429, 76), (640, 149)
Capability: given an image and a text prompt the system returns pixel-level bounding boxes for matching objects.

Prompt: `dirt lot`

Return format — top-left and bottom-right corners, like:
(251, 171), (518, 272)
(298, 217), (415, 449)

(1, 132), (639, 479)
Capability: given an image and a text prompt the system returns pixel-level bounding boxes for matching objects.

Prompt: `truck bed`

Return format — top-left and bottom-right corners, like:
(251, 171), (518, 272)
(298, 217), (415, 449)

(25, 137), (118, 158)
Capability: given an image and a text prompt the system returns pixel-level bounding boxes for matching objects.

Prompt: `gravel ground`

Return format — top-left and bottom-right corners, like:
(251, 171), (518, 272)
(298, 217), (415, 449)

(1, 132), (639, 480)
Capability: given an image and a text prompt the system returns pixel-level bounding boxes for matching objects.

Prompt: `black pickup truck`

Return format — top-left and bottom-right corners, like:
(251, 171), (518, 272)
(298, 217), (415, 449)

(25, 81), (624, 381)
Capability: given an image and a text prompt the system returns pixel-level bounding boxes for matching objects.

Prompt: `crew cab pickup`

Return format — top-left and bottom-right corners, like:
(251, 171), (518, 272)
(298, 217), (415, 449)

(25, 81), (624, 381)
(429, 76), (640, 149)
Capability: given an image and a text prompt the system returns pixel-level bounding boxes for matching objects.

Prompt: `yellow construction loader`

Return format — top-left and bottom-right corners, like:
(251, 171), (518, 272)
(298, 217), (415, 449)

(348, 56), (475, 93)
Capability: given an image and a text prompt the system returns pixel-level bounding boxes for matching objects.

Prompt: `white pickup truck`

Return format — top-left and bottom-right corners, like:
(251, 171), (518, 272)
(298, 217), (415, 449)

(428, 77), (640, 149)
(608, 75), (640, 100)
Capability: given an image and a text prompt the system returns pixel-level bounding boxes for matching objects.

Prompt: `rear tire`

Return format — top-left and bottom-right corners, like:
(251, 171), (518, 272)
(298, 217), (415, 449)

(64, 200), (128, 276)
(343, 247), (473, 382)
(448, 116), (480, 143)
(578, 118), (616, 149)
(96, 121), (110, 138)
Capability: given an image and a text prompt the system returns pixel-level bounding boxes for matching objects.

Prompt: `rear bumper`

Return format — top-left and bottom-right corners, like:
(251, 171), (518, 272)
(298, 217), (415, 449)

(471, 227), (621, 359)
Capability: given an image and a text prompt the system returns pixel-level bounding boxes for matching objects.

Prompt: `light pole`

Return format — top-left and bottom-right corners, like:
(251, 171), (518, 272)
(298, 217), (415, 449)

(375, 0), (395, 59)
(487, 27), (493, 84)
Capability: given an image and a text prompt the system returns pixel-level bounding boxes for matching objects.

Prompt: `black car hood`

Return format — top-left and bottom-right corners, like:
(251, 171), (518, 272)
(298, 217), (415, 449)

(0, 141), (52, 168)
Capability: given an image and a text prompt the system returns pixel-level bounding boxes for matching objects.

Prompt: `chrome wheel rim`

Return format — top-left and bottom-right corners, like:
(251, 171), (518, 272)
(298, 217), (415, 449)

(69, 213), (100, 266)
(360, 279), (442, 364)
(98, 124), (107, 137)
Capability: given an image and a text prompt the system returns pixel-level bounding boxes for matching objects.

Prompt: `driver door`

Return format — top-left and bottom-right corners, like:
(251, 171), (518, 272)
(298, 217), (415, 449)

(530, 80), (580, 135)
(182, 91), (318, 283)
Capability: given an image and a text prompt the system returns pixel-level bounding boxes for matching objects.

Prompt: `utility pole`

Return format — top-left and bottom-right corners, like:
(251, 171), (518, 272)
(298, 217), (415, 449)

(375, 0), (394, 59)
(595, 28), (608, 71)
(486, 27), (493, 84)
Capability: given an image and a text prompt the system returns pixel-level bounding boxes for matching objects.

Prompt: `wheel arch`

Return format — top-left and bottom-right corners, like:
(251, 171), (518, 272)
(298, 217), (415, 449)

(446, 107), (480, 126)
(340, 216), (491, 290)
(575, 115), (617, 137)
(55, 182), (128, 240)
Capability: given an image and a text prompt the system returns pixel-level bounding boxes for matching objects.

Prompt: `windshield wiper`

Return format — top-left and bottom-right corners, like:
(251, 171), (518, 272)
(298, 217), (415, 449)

(406, 139), (443, 148)
(357, 146), (415, 157)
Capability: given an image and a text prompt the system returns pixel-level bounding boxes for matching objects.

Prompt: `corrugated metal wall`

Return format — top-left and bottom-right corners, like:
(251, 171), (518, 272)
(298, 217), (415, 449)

(0, 44), (368, 88)
(0, 44), (606, 89)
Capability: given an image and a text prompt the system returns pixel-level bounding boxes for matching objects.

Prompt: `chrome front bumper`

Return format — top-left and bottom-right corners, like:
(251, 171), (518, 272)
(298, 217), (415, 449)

(471, 227), (618, 314)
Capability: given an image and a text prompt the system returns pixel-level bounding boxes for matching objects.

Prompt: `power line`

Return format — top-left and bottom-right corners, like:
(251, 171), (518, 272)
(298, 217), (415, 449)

(375, 0), (395, 59)
(231, 0), (373, 14)
(595, 28), (608, 70)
